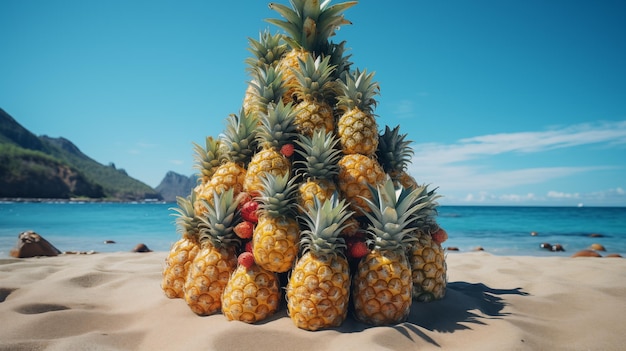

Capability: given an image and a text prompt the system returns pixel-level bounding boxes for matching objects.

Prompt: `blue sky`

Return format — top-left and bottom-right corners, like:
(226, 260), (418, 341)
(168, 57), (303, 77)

(1, 0), (625, 206)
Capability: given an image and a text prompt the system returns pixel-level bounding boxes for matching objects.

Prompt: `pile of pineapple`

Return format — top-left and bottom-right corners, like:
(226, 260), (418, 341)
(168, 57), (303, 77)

(161, 0), (449, 330)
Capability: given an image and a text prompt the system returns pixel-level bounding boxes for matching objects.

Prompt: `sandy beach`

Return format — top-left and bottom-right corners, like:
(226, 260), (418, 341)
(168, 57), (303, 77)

(1, 251), (624, 351)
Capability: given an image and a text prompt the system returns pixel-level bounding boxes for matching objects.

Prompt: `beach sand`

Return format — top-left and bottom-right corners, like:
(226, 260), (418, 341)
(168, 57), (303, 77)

(1, 251), (625, 351)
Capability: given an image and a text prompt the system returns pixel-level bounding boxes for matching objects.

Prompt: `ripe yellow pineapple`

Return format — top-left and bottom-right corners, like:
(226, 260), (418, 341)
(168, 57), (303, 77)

(294, 129), (342, 212)
(352, 179), (432, 325)
(291, 54), (338, 136)
(244, 100), (297, 194)
(161, 194), (201, 299)
(222, 252), (281, 323)
(252, 173), (300, 273)
(196, 109), (257, 214)
(267, 0), (356, 104)
(184, 189), (241, 316)
(287, 194), (353, 330)
(410, 226), (447, 302)
(404, 186), (446, 302)
(377, 125), (419, 190)
(337, 153), (385, 215)
(336, 69), (380, 156)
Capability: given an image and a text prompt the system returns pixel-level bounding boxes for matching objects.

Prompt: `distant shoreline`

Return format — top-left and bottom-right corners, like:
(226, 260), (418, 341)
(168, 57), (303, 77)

(0, 197), (169, 204)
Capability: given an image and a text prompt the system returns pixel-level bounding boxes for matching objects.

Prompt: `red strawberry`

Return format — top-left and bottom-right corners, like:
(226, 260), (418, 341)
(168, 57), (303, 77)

(431, 227), (448, 245)
(238, 252), (255, 269)
(241, 201), (259, 223)
(236, 192), (253, 209)
(244, 240), (253, 253)
(348, 240), (369, 259)
(234, 221), (254, 239)
(280, 143), (295, 157)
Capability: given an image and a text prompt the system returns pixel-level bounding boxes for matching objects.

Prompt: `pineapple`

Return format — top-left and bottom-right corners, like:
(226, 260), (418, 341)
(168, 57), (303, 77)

(337, 153), (385, 216)
(404, 186), (446, 302)
(292, 54), (337, 136)
(410, 225), (447, 302)
(222, 252), (281, 323)
(267, 0), (356, 103)
(336, 68), (380, 156)
(294, 129), (342, 212)
(161, 194), (201, 299)
(196, 109), (257, 213)
(244, 100), (297, 194)
(377, 125), (418, 190)
(244, 29), (287, 72)
(184, 189), (241, 316)
(252, 172), (300, 273)
(352, 178), (432, 325)
(287, 194), (353, 330)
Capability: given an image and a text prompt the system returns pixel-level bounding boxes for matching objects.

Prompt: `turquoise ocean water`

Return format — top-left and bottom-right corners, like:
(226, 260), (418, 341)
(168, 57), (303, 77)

(1, 202), (625, 258)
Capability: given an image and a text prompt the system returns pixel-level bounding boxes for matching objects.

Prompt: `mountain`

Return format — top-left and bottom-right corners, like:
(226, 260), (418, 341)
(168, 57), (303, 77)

(0, 108), (162, 201)
(155, 171), (197, 202)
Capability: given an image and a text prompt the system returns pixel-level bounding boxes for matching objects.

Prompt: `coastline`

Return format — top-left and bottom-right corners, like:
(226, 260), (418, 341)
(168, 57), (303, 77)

(1, 251), (624, 350)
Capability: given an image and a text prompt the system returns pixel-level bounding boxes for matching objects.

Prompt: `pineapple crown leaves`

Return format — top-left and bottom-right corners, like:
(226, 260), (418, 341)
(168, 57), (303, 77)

(267, 0), (357, 53)
(220, 107), (259, 166)
(197, 188), (241, 249)
(170, 193), (202, 240)
(294, 129), (341, 180)
(292, 53), (338, 101)
(337, 68), (380, 114)
(327, 40), (352, 80)
(256, 172), (299, 218)
(257, 99), (299, 149)
(248, 65), (287, 111)
(245, 29), (288, 71)
(376, 125), (414, 173)
(405, 184), (441, 231)
(297, 193), (353, 257)
(192, 136), (223, 180)
(359, 177), (437, 251)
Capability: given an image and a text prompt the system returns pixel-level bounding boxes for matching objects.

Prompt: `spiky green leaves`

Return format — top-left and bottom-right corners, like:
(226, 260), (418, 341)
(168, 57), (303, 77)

(267, 0), (357, 53)
(257, 100), (299, 149)
(248, 65), (287, 115)
(377, 125), (414, 174)
(336, 68), (379, 114)
(360, 178), (440, 251)
(193, 136), (223, 181)
(294, 129), (341, 180)
(245, 29), (288, 71)
(171, 193), (201, 240)
(257, 172), (299, 218)
(293, 54), (337, 102)
(298, 194), (353, 257)
(198, 188), (241, 249)
(221, 108), (258, 166)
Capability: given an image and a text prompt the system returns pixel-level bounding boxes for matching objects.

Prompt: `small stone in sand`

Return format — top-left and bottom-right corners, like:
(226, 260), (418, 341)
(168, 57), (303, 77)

(473, 246), (485, 251)
(590, 243), (606, 251)
(571, 250), (602, 258)
(605, 254), (623, 258)
(132, 243), (152, 253)
(10, 231), (62, 258)
(446, 247), (460, 251)
(551, 244), (565, 252)
(540, 243), (552, 250)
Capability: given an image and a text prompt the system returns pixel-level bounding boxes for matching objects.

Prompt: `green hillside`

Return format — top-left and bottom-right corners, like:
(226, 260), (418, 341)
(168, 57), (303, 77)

(0, 108), (161, 201)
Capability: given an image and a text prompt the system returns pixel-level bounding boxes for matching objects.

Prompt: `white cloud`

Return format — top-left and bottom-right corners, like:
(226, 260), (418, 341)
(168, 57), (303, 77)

(406, 120), (626, 205)
(170, 159), (185, 165)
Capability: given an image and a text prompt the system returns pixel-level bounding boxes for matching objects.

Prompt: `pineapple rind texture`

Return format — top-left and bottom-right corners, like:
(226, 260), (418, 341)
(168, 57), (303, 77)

(222, 264), (281, 323)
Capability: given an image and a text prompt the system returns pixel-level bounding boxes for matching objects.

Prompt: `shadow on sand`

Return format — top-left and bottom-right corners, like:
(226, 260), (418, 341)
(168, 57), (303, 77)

(338, 281), (529, 347)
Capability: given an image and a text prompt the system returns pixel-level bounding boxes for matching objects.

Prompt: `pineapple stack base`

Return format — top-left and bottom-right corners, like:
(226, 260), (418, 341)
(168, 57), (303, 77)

(2, 252), (625, 351)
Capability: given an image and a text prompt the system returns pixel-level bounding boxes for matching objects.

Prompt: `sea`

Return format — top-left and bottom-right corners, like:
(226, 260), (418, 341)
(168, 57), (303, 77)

(1, 202), (625, 258)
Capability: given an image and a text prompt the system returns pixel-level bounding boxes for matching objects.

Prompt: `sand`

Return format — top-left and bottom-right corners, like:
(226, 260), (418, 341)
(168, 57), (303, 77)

(1, 251), (625, 351)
